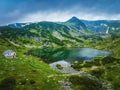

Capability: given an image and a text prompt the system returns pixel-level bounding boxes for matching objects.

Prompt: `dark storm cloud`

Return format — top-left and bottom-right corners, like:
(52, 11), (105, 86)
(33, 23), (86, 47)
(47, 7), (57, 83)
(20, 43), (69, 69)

(0, 0), (120, 25)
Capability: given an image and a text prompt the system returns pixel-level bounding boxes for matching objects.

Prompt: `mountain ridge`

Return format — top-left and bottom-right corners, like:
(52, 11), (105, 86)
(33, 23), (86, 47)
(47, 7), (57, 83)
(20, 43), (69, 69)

(7, 16), (120, 34)
(0, 16), (120, 48)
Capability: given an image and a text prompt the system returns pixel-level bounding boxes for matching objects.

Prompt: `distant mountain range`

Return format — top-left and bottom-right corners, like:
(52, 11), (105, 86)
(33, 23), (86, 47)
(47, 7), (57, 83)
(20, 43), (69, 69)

(0, 16), (120, 47)
(7, 16), (120, 34)
(8, 23), (30, 28)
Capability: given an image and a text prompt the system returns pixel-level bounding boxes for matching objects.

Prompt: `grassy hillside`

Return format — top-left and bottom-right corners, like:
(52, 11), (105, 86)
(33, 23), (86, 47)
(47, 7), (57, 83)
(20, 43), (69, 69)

(0, 37), (108, 90)
(0, 37), (65, 90)
(0, 22), (102, 48)
(90, 36), (120, 58)
(71, 56), (120, 90)
(68, 35), (120, 90)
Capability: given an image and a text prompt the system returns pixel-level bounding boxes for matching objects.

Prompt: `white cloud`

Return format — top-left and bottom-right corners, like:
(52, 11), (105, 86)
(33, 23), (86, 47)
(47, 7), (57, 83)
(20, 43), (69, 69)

(11, 10), (120, 24)
(15, 11), (73, 23)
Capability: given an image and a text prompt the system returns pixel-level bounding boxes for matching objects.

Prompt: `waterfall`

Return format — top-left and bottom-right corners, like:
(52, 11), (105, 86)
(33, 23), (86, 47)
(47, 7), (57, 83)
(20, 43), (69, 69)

(106, 27), (109, 34)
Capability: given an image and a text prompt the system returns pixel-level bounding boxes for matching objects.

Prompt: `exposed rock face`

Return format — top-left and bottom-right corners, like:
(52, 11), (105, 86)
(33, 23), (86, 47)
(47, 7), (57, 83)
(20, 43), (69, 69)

(50, 60), (78, 73)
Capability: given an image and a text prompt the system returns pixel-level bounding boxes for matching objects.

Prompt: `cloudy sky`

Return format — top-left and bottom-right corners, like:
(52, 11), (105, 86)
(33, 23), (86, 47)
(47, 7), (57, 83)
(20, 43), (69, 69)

(0, 0), (120, 25)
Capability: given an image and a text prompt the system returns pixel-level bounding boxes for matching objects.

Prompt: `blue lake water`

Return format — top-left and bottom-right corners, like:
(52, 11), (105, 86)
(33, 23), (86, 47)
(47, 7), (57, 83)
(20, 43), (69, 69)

(31, 48), (112, 62)
(66, 48), (112, 61)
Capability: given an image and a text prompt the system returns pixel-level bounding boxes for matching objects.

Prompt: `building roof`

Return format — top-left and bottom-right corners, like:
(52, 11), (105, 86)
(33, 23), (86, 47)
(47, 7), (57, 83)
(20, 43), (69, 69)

(3, 50), (16, 56)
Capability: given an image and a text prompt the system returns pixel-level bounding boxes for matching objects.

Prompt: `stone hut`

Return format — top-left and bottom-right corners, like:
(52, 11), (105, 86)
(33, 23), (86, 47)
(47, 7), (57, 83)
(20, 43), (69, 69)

(3, 50), (16, 58)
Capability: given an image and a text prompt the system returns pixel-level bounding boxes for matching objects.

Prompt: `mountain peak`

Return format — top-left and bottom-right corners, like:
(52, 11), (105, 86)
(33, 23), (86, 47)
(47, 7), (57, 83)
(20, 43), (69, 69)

(71, 16), (79, 20)
(66, 16), (87, 29)
(67, 16), (80, 23)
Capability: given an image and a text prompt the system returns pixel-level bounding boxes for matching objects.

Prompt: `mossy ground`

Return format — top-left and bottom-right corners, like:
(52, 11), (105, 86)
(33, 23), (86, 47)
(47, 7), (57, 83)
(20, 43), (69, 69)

(0, 35), (120, 90)
(71, 56), (120, 90)
(0, 38), (64, 90)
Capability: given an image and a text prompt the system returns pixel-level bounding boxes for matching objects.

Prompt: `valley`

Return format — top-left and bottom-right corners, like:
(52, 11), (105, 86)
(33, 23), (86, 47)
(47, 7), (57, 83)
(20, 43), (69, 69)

(0, 16), (120, 90)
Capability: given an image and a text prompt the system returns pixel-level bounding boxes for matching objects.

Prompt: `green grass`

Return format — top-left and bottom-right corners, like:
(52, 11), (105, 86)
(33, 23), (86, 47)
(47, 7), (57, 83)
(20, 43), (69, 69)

(0, 28), (120, 90)
(0, 56), (64, 90)
(90, 36), (120, 58)
(69, 75), (106, 90)
(0, 37), (64, 90)
(71, 56), (120, 90)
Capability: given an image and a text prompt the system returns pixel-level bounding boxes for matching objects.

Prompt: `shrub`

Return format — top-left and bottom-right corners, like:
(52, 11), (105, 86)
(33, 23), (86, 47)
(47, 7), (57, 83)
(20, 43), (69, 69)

(113, 80), (120, 89)
(93, 58), (101, 66)
(101, 56), (118, 65)
(83, 61), (93, 67)
(30, 80), (36, 85)
(90, 68), (105, 78)
(69, 75), (103, 90)
(0, 76), (16, 90)
(56, 64), (63, 70)
(19, 79), (27, 85)
(71, 62), (83, 70)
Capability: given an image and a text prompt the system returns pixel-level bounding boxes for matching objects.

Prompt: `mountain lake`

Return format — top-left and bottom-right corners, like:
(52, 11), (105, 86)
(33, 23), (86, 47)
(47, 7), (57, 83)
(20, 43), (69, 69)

(30, 48), (112, 63)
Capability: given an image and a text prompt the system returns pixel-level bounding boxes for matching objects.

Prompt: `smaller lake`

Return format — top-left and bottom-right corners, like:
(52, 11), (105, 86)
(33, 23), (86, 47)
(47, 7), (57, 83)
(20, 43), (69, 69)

(30, 48), (112, 63)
